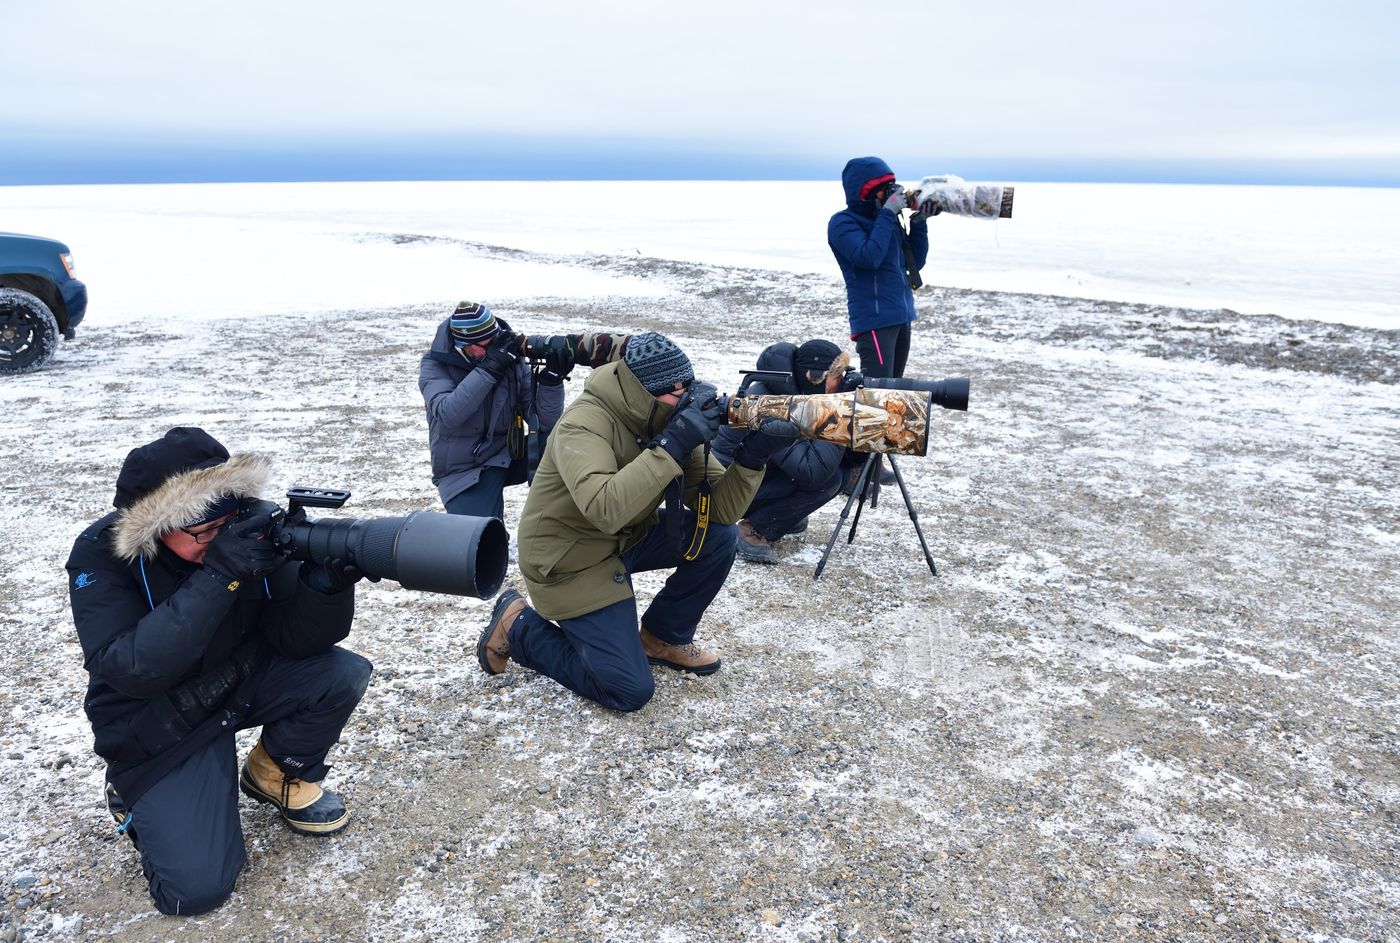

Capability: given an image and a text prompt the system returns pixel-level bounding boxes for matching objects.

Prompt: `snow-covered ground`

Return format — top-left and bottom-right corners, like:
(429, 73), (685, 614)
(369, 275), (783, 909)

(3, 180), (1399, 329)
(0, 183), (1397, 942)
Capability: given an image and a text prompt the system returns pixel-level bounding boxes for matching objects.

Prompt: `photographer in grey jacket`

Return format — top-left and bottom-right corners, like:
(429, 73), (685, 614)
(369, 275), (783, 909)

(419, 302), (567, 521)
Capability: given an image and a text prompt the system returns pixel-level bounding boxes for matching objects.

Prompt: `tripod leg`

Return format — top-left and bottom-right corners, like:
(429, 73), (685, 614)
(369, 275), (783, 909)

(887, 456), (937, 576)
(814, 453), (877, 580)
(846, 454), (878, 544)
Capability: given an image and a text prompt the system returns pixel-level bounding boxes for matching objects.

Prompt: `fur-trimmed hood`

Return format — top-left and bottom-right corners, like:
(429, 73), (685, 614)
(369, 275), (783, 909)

(112, 453), (274, 562)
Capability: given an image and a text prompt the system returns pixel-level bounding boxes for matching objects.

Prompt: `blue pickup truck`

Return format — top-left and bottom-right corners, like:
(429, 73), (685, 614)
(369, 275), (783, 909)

(0, 231), (89, 374)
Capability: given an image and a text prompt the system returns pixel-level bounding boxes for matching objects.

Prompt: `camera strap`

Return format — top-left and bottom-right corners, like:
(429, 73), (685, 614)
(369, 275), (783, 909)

(660, 444), (713, 562)
(899, 215), (923, 290)
(508, 411), (527, 459)
(682, 449), (713, 562)
(507, 371), (528, 460)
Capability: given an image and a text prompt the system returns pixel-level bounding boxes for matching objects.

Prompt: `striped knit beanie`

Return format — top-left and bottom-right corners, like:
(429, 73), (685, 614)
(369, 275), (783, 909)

(623, 332), (694, 395)
(448, 302), (501, 348)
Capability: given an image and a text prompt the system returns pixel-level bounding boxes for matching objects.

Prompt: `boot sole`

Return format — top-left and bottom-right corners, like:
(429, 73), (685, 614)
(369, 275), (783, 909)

(646, 655), (722, 676)
(736, 545), (775, 563)
(239, 772), (349, 836)
(477, 589), (522, 675)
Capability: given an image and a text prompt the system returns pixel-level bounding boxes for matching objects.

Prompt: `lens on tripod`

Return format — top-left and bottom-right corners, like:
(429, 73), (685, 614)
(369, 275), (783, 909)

(862, 375), (970, 411)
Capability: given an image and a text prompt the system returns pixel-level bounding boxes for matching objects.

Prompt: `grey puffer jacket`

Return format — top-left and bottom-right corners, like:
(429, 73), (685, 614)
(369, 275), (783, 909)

(418, 319), (564, 505)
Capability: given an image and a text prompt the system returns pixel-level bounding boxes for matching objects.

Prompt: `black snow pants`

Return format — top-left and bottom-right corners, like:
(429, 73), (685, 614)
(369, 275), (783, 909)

(109, 646), (371, 916)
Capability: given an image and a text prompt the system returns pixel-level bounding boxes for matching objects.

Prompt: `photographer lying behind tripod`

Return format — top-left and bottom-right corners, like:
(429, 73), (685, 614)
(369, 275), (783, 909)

(419, 301), (571, 522)
(476, 332), (799, 710)
(66, 428), (373, 916)
(713, 340), (847, 563)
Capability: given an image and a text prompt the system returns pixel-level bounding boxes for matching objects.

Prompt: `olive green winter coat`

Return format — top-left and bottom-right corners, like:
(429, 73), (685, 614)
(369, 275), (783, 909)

(517, 360), (763, 620)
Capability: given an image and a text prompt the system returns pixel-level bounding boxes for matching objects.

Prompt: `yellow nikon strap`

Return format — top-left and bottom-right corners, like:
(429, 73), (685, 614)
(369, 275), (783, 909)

(683, 480), (712, 561)
(682, 443), (715, 561)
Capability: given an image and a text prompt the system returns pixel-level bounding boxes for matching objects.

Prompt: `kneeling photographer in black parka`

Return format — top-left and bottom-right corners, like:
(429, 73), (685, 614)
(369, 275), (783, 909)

(713, 340), (847, 562)
(66, 427), (373, 916)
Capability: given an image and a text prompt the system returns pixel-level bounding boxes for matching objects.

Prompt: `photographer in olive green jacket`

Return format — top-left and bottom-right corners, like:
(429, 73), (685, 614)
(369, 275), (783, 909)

(475, 332), (799, 711)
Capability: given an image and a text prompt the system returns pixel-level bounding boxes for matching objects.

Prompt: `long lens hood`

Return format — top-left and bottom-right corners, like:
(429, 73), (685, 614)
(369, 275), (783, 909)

(388, 512), (507, 598)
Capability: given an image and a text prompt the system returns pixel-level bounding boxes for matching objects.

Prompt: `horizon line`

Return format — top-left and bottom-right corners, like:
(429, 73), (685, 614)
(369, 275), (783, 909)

(4, 174), (1398, 189)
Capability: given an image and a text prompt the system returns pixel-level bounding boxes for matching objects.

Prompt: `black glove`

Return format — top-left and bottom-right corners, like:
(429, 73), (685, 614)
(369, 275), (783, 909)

(478, 329), (521, 381)
(301, 557), (379, 594)
(537, 336), (574, 386)
(545, 337), (574, 377)
(733, 418), (802, 470)
(653, 381), (723, 465)
(911, 194), (942, 223)
(203, 504), (281, 583)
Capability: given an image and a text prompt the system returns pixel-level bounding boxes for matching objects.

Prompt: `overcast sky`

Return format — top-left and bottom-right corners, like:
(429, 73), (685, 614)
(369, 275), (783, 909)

(4, 1), (1396, 185)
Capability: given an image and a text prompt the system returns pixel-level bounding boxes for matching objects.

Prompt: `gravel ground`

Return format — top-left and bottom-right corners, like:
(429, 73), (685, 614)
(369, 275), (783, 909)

(0, 239), (1397, 942)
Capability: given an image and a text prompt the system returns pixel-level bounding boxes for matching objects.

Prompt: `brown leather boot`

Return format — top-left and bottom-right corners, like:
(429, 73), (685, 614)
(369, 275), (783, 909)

(640, 626), (721, 676)
(736, 519), (775, 563)
(239, 741), (349, 835)
(477, 589), (527, 675)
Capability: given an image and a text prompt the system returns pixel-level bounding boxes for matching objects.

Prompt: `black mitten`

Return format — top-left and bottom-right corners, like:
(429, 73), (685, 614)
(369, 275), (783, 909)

(478, 330), (521, 381)
(545, 337), (574, 378)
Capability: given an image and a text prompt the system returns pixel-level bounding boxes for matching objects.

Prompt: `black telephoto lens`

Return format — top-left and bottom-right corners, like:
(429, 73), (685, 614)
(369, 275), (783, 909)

(862, 375), (970, 411)
(275, 512), (507, 598)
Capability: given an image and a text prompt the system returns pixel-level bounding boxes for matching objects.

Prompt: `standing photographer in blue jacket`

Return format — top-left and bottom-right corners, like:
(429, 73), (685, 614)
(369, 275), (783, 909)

(827, 156), (932, 380)
(419, 301), (567, 522)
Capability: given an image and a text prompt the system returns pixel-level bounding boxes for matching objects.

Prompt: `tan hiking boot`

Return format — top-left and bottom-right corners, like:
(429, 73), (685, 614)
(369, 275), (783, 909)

(477, 589), (527, 675)
(239, 741), (349, 835)
(640, 626), (721, 676)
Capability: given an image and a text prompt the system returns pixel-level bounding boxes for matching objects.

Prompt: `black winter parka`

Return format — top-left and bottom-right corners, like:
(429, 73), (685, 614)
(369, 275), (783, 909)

(66, 515), (354, 805)
(713, 343), (846, 489)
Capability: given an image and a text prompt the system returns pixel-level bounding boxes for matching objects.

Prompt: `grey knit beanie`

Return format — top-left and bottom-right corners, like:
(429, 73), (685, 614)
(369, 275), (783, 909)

(623, 332), (694, 395)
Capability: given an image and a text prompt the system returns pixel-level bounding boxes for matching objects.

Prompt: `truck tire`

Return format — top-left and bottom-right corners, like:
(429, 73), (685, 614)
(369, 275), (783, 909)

(0, 287), (61, 375)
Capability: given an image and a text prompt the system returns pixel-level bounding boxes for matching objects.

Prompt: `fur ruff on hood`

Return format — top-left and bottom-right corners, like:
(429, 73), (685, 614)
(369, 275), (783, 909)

(112, 453), (274, 562)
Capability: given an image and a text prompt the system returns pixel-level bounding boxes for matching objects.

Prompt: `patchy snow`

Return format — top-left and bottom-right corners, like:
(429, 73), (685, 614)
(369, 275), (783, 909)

(0, 183), (1396, 941)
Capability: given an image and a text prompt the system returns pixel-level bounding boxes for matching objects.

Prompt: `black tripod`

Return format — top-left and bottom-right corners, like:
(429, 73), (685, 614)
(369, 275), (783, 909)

(814, 451), (937, 579)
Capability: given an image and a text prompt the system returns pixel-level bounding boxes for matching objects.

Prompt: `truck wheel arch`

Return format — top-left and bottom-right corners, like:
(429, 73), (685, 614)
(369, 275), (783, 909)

(0, 274), (67, 332)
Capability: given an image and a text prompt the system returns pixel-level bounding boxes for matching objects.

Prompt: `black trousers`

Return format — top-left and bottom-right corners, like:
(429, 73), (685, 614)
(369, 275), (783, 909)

(853, 323), (911, 379)
(119, 646), (372, 916)
(745, 466), (844, 540)
(443, 465), (509, 521)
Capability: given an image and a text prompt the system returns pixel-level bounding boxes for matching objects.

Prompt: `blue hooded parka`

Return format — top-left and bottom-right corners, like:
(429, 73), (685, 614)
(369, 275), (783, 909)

(827, 156), (929, 337)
